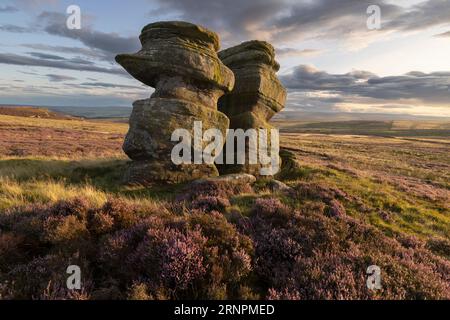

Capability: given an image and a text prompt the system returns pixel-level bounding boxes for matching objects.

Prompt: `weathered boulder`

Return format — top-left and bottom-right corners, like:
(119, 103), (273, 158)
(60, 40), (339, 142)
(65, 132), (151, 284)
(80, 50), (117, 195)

(116, 21), (234, 184)
(268, 179), (292, 193)
(176, 173), (256, 202)
(217, 40), (286, 176)
(192, 173), (257, 186)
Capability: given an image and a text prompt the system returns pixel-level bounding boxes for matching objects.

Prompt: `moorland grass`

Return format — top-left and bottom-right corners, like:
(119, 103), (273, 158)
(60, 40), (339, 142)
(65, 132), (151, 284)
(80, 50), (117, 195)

(0, 114), (128, 134)
(0, 115), (449, 299)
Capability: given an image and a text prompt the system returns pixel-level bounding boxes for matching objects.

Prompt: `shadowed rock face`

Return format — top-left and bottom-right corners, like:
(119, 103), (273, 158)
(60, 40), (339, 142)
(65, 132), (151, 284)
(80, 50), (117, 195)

(116, 21), (234, 185)
(217, 40), (287, 175)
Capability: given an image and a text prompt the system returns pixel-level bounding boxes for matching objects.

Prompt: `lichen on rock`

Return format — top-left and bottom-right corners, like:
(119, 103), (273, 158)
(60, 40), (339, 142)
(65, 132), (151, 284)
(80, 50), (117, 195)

(116, 21), (234, 184)
(217, 40), (287, 176)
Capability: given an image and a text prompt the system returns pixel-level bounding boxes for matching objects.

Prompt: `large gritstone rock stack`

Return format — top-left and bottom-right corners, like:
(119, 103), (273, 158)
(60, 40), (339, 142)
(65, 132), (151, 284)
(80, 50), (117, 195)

(217, 40), (287, 175)
(116, 21), (234, 184)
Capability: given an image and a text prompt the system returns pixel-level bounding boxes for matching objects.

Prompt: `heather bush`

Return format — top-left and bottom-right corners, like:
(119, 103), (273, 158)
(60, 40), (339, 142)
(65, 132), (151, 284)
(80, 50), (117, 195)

(326, 199), (346, 218)
(246, 197), (450, 300)
(427, 237), (450, 259)
(3, 254), (92, 300)
(267, 287), (301, 300)
(93, 207), (253, 299)
(253, 227), (302, 288)
(226, 209), (253, 232)
(251, 198), (292, 228)
(396, 234), (426, 250)
(0, 198), (142, 299)
(100, 198), (138, 229)
(88, 211), (115, 235)
(0, 204), (52, 242)
(124, 225), (207, 294)
(0, 198), (94, 259)
(43, 214), (91, 254)
(293, 182), (348, 203)
(176, 179), (253, 202)
(253, 198), (289, 216)
(153, 227), (207, 290)
(50, 197), (91, 219)
(191, 196), (231, 212)
(292, 249), (367, 299)
(188, 211), (254, 298)
(0, 233), (24, 273)
(1, 193), (449, 300)
(127, 282), (151, 300)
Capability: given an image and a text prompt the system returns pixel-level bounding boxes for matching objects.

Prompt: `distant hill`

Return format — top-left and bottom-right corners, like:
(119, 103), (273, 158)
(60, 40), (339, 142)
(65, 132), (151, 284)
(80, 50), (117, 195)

(274, 110), (450, 122)
(47, 106), (132, 119)
(0, 106), (80, 120)
(273, 119), (450, 138)
(0, 104), (132, 119)
(2, 104), (448, 123)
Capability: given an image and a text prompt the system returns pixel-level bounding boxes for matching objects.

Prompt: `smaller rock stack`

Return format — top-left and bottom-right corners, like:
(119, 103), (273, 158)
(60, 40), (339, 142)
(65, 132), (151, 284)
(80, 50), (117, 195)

(116, 21), (234, 184)
(218, 41), (287, 175)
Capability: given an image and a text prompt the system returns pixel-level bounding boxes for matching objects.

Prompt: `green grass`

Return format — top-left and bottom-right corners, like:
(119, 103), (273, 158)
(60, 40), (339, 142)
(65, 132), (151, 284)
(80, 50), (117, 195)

(0, 156), (183, 210)
(0, 116), (448, 248)
(1, 150), (448, 243)
(280, 163), (450, 241)
(0, 176), (108, 210)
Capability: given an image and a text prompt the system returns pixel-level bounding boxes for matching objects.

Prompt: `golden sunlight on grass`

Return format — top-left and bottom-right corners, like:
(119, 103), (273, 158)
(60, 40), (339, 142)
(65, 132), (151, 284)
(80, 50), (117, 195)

(0, 177), (108, 210)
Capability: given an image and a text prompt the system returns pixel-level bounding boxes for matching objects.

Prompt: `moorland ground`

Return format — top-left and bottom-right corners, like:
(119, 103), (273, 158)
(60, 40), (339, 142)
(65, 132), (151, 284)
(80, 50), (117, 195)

(0, 109), (449, 299)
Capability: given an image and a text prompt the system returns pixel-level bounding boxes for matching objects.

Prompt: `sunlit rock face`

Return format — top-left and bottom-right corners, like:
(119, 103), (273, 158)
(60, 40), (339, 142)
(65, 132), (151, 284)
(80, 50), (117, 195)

(116, 21), (234, 185)
(217, 40), (287, 176)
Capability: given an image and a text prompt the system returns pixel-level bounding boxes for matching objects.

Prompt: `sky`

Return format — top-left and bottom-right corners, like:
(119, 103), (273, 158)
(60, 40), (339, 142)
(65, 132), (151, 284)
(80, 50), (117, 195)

(0, 0), (449, 117)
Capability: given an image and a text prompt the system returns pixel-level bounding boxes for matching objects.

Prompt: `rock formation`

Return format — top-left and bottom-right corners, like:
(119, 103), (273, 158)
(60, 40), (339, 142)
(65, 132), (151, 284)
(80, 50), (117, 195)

(217, 40), (287, 175)
(116, 21), (234, 184)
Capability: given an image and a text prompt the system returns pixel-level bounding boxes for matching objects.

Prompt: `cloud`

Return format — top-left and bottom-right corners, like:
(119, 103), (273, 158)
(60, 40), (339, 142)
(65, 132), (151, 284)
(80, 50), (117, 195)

(37, 11), (140, 57)
(46, 74), (77, 82)
(1, 0), (448, 112)
(435, 30), (450, 37)
(281, 65), (376, 90)
(149, 0), (450, 48)
(28, 52), (96, 66)
(79, 82), (145, 90)
(13, 0), (58, 10)
(276, 48), (323, 58)
(280, 65), (450, 113)
(384, 0), (450, 31)
(0, 24), (33, 33)
(0, 91), (137, 108)
(22, 44), (109, 60)
(0, 53), (126, 75)
(150, 0), (283, 45)
(28, 52), (66, 60)
(0, 9), (141, 97)
(0, 6), (19, 13)
(272, 0), (400, 40)
(20, 71), (40, 76)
